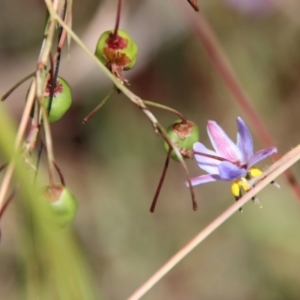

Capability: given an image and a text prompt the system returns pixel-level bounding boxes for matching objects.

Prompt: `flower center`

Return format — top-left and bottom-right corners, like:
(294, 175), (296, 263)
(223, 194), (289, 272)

(231, 167), (262, 199)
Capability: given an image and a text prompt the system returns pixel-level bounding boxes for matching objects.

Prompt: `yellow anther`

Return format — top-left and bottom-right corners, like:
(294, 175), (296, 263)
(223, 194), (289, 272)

(231, 181), (241, 197)
(249, 167), (262, 178)
(239, 177), (250, 192)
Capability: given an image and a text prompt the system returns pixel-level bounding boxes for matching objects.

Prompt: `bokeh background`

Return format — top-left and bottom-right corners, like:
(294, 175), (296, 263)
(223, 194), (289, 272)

(1, 0), (300, 299)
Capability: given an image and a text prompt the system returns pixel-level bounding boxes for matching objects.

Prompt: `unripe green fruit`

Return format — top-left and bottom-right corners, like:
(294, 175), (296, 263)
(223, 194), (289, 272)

(95, 29), (138, 70)
(163, 120), (199, 161)
(41, 185), (78, 229)
(43, 77), (72, 123)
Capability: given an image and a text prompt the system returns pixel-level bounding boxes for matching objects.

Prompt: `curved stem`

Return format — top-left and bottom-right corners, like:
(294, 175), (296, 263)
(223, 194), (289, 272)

(143, 100), (187, 122)
(53, 161), (66, 186)
(82, 88), (115, 124)
(157, 122), (197, 211)
(1, 71), (35, 102)
(150, 148), (171, 212)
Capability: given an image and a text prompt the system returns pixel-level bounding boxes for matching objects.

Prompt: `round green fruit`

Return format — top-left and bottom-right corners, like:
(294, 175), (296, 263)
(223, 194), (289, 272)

(41, 185), (78, 229)
(43, 77), (72, 123)
(95, 29), (138, 70)
(163, 120), (199, 161)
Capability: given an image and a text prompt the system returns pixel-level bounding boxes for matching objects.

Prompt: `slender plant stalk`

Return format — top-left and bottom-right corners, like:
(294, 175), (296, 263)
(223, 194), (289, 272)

(44, 0), (198, 210)
(53, 0), (71, 63)
(143, 100), (187, 122)
(38, 101), (56, 185)
(127, 144), (300, 300)
(113, 0), (123, 38)
(53, 161), (66, 186)
(1, 71), (35, 102)
(82, 88), (115, 124)
(0, 5), (57, 211)
(0, 79), (37, 210)
(178, 1), (300, 201)
(150, 148), (172, 212)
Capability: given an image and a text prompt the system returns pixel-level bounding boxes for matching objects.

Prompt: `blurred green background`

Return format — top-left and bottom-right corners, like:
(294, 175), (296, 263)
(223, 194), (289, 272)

(1, 0), (300, 299)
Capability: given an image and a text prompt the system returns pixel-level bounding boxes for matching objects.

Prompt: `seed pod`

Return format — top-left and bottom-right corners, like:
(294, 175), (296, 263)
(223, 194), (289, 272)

(43, 77), (72, 123)
(163, 120), (199, 161)
(41, 185), (78, 229)
(95, 29), (138, 71)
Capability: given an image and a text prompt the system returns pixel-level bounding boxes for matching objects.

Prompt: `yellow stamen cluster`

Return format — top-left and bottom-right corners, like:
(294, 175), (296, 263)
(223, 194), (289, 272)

(231, 167), (262, 198)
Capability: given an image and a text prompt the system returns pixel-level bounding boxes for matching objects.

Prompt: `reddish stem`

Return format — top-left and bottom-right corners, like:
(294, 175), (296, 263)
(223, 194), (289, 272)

(113, 0), (123, 39)
(53, 161), (66, 186)
(150, 149), (171, 213)
(193, 151), (229, 162)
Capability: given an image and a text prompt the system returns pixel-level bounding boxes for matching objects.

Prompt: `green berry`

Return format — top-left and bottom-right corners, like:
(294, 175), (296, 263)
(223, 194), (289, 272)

(41, 185), (78, 229)
(163, 120), (199, 161)
(43, 77), (72, 123)
(95, 29), (138, 70)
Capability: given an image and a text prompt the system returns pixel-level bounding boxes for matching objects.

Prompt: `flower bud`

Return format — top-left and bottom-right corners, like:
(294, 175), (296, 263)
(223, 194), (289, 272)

(164, 120), (199, 161)
(95, 29), (138, 71)
(43, 77), (72, 123)
(41, 185), (78, 229)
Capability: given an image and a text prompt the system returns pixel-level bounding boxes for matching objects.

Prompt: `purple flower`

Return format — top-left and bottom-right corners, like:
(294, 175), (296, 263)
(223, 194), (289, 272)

(189, 117), (277, 201)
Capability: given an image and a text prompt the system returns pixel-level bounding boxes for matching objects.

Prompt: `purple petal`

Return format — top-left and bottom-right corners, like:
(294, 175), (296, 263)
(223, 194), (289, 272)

(193, 142), (223, 174)
(186, 174), (222, 187)
(218, 161), (247, 181)
(236, 117), (253, 163)
(248, 147), (277, 168)
(207, 120), (242, 163)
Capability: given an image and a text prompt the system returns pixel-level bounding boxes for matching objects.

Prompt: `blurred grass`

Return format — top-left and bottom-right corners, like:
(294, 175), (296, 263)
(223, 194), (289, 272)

(1, 0), (300, 299)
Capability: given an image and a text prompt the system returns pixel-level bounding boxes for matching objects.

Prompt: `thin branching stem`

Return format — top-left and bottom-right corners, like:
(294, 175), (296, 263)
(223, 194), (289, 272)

(82, 88), (115, 124)
(157, 123), (197, 210)
(143, 100), (187, 122)
(53, 161), (66, 186)
(1, 71), (35, 102)
(113, 0), (123, 38)
(0, 5), (59, 210)
(0, 79), (37, 210)
(38, 99), (56, 186)
(44, 0), (197, 210)
(150, 148), (171, 212)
